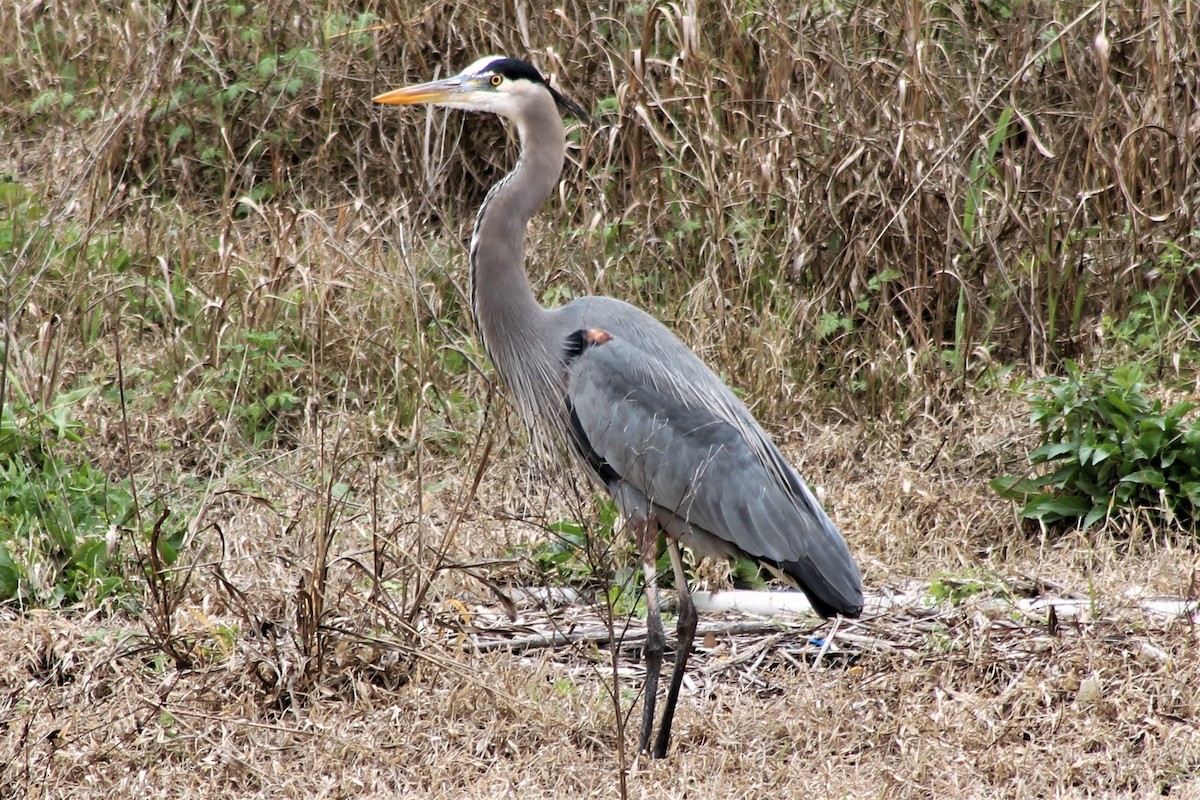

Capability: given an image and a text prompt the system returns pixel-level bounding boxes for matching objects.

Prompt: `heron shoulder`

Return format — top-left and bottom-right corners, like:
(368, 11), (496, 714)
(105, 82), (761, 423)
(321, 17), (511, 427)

(552, 297), (715, 377)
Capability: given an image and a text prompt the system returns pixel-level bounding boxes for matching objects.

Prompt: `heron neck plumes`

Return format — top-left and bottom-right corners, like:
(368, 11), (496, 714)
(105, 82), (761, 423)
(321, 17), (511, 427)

(468, 86), (570, 455)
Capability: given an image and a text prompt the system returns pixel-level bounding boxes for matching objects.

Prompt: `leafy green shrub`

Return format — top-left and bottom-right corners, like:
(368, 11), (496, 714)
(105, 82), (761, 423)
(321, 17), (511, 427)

(992, 362), (1200, 531)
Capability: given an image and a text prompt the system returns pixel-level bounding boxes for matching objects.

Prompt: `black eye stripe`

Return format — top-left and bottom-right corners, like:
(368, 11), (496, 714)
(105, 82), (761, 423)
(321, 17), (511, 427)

(482, 57), (547, 86)
(477, 56), (589, 121)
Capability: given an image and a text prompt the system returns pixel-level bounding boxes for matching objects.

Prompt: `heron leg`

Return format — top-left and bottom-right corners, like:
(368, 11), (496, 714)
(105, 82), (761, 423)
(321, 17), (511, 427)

(652, 538), (698, 759)
(634, 516), (664, 756)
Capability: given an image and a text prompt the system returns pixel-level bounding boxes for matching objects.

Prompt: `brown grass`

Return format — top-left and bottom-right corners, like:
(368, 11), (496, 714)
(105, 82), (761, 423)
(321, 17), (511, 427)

(3, 395), (1199, 798)
(10, 607), (1200, 799)
(3, 0), (1200, 797)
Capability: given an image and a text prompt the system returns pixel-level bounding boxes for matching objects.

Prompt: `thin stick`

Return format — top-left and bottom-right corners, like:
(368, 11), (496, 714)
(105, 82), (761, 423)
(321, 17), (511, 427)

(464, 619), (793, 653)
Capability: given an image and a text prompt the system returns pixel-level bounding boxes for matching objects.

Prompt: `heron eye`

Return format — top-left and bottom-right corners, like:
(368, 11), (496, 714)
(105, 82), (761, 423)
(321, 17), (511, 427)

(489, 74), (503, 87)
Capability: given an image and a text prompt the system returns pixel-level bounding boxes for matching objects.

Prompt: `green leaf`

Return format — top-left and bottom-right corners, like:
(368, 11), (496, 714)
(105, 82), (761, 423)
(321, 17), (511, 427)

(1082, 505), (1108, 530)
(1090, 442), (1118, 465)
(548, 519), (584, 537)
(1071, 478), (1106, 501)
(257, 55), (278, 79)
(0, 543), (20, 600)
(1133, 428), (1165, 460)
(867, 269), (903, 292)
(168, 124), (192, 149)
(1121, 469), (1167, 488)
(1029, 441), (1077, 463)
(72, 539), (108, 575)
(1165, 401), (1197, 423)
(1021, 494), (1090, 522)
(990, 475), (1047, 499)
(1046, 463), (1080, 488)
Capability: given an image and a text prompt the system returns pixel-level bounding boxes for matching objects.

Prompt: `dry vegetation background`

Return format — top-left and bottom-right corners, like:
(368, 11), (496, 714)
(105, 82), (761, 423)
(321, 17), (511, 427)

(3, 0), (1200, 797)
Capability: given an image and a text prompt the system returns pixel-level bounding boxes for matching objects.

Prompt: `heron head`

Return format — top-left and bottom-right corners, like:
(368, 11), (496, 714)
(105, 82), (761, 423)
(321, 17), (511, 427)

(373, 56), (588, 121)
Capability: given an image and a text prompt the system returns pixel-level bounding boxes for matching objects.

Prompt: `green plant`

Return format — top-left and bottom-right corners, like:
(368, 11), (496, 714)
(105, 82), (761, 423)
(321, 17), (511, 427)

(1098, 244), (1200, 372)
(524, 495), (670, 617)
(210, 327), (306, 447)
(928, 572), (994, 606)
(729, 555), (769, 590)
(992, 362), (1200, 531)
(529, 495), (623, 587)
(0, 387), (140, 606)
(962, 108), (1012, 249)
(529, 517), (594, 585)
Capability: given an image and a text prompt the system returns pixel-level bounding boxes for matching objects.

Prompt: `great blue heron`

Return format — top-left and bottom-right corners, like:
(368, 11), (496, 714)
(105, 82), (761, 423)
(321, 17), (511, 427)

(374, 56), (863, 759)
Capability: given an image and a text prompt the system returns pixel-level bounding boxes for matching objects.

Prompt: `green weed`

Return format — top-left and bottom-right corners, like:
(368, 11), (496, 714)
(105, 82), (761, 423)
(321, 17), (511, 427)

(992, 362), (1200, 532)
(0, 387), (139, 607)
(1098, 242), (1200, 372)
(180, 327), (308, 449)
(928, 571), (998, 606)
(529, 496), (623, 587)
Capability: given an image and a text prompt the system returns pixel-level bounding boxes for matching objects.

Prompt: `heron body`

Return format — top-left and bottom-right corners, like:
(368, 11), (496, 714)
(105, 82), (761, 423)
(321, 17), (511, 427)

(375, 56), (863, 759)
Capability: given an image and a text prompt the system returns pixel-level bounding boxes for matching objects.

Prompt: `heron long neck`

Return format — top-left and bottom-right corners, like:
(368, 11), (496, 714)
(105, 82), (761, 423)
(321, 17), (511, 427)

(465, 94), (564, 379)
(469, 93), (568, 448)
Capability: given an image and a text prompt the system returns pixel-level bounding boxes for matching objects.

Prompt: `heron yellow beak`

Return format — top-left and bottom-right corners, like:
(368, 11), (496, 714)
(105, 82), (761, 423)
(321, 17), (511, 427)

(372, 78), (460, 106)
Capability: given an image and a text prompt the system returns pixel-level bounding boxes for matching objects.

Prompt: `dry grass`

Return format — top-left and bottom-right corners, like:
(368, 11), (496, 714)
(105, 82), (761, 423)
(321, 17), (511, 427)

(3, 0), (1200, 797)
(3, 394), (1199, 798)
(7, 601), (1200, 799)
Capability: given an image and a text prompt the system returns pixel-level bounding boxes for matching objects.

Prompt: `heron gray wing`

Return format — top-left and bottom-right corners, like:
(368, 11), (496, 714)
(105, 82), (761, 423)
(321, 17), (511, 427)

(564, 333), (863, 617)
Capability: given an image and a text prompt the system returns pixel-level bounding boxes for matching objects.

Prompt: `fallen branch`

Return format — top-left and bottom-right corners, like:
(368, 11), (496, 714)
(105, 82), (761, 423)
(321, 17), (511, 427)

(465, 619), (795, 653)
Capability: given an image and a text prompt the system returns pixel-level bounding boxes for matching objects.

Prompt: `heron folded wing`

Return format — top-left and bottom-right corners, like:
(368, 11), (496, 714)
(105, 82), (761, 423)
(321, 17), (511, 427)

(565, 337), (863, 617)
